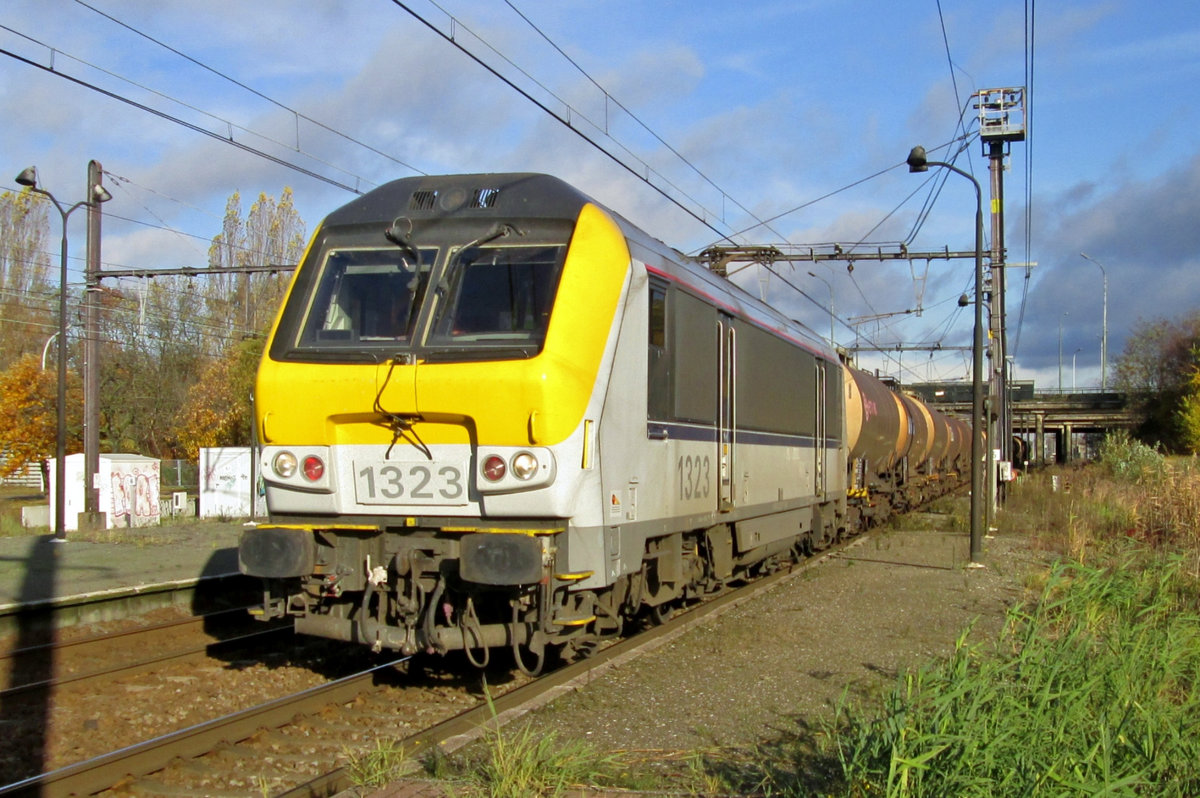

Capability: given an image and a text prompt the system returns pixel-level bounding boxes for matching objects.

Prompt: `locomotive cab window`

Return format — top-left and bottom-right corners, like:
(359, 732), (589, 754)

(427, 244), (565, 351)
(647, 281), (671, 420)
(646, 284), (719, 425)
(296, 247), (435, 348)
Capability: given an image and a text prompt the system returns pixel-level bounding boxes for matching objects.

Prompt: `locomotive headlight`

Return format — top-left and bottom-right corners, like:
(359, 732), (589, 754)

(511, 451), (539, 480)
(273, 451), (298, 478)
(482, 455), (507, 482)
(302, 455), (325, 482)
(476, 447), (555, 494)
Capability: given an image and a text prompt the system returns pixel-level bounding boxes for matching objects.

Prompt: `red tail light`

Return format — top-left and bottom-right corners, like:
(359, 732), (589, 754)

(302, 455), (325, 481)
(482, 455), (506, 481)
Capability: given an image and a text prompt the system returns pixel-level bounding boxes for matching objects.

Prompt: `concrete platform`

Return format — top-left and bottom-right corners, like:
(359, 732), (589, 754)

(0, 521), (246, 621)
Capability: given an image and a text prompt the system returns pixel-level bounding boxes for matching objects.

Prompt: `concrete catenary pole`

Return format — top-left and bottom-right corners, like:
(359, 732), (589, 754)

(83, 160), (106, 530)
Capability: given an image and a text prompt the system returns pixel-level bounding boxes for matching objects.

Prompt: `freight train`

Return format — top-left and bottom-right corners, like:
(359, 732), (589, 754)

(238, 173), (972, 673)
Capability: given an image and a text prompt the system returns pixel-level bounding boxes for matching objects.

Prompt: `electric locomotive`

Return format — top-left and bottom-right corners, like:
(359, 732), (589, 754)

(238, 173), (964, 671)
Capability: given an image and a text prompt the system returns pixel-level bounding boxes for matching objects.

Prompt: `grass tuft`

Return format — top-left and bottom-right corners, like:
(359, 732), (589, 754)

(344, 737), (410, 788)
(432, 687), (626, 798)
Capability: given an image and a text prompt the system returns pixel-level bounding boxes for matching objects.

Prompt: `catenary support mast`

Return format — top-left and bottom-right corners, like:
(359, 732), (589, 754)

(976, 87), (1026, 514)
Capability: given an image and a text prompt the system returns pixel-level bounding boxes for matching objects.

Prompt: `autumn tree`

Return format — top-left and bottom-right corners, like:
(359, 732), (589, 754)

(91, 188), (304, 459)
(0, 353), (82, 481)
(147, 188), (305, 457)
(1113, 311), (1200, 450)
(172, 336), (263, 459)
(0, 189), (54, 370)
(97, 277), (211, 457)
(205, 188), (304, 339)
(1177, 360), (1200, 453)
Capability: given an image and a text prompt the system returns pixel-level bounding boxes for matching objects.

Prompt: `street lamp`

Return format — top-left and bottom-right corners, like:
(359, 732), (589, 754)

(1058, 311), (1068, 392)
(1079, 252), (1109, 390)
(40, 332), (60, 371)
(807, 270), (835, 347)
(907, 145), (985, 566)
(1072, 347), (1081, 391)
(14, 166), (112, 542)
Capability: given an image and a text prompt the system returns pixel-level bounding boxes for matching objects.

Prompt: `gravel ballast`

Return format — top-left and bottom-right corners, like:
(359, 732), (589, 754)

(517, 521), (1041, 755)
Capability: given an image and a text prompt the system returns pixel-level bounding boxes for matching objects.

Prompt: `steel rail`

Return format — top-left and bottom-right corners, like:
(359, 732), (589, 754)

(0, 658), (404, 797)
(0, 623), (290, 700)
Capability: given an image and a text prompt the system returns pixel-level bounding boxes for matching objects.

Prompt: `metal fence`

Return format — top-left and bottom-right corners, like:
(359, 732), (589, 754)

(161, 459), (200, 491)
(2, 458), (200, 493)
(0, 452), (42, 489)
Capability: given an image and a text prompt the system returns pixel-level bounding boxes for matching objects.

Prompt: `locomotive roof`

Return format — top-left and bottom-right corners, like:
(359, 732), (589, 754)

(322, 172), (833, 361)
(324, 173), (592, 227)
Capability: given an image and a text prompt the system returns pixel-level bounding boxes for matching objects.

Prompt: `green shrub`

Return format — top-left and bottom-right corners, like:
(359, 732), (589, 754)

(1099, 430), (1165, 482)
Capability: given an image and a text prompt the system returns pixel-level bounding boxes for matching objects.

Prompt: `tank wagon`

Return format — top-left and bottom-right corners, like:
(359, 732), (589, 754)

(238, 173), (970, 672)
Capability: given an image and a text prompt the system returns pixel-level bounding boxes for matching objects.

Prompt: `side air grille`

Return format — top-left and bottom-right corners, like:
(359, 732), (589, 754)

(470, 187), (500, 209)
(409, 189), (438, 211)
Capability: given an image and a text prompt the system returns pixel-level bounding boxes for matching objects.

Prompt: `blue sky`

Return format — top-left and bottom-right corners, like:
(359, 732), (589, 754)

(2, 0), (1198, 390)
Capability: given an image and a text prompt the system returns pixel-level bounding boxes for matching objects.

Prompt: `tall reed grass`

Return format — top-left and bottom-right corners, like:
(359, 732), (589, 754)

(828, 547), (1200, 796)
(1002, 431), (1200, 572)
(818, 432), (1200, 797)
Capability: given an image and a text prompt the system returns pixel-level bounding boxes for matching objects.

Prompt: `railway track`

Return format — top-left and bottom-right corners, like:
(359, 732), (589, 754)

(0, 607), (291, 699)
(0, 592), (327, 791)
(0, 534), (865, 797)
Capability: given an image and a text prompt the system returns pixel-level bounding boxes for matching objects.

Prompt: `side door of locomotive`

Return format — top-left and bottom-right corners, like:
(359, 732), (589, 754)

(717, 313), (736, 512)
(650, 281), (721, 516)
(815, 359), (827, 499)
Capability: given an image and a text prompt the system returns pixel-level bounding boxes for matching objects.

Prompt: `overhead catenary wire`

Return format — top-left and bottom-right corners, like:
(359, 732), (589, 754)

(934, 0), (972, 154)
(4, 2), (1011, 386)
(501, 0), (790, 244)
(1010, 0), (1036, 359)
(384, 0), (737, 244)
(69, 0), (427, 180)
(477, 2), (957, 370)
(7, 6), (741, 257)
(1, 194), (295, 285)
(0, 36), (366, 195)
(726, 125), (984, 383)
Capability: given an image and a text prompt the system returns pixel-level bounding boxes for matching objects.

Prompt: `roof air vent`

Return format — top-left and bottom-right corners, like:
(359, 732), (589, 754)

(409, 189), (438, 211)
(470, 187), (500, 209)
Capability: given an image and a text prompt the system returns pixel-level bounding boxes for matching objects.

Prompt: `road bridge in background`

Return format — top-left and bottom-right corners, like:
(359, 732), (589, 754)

(905, 381), (1136, 467)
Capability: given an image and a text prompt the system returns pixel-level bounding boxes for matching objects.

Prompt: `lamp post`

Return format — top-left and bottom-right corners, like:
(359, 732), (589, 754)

(40, 332), (60, 371)
(14, 166), (112, 542)
(1072, 348), (1081, 390)
(1079, 252), (1109, 390)
(807, 270), (835, 347)
(907, 146), (985, 565)
(1058, 311), (1068, 392)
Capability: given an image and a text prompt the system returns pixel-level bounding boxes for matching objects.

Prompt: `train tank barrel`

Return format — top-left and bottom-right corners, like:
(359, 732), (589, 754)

(900, 393), (934, 471)
(944, 414), (972, 471)
(925, 405), (954, 470)
(843, 365), (907, 469)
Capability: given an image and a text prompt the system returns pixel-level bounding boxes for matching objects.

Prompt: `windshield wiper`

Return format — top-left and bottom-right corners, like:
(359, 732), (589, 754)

(435, 223), (525, 296)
